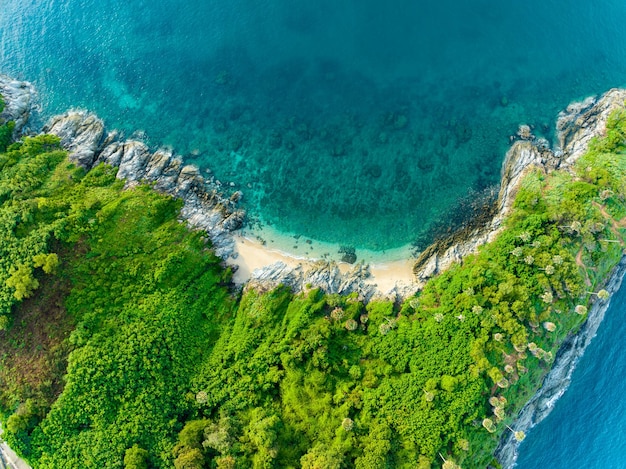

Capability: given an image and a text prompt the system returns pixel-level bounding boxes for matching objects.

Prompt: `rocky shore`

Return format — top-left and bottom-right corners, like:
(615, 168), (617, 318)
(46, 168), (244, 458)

(3, 74), (626, 468)
(413, 88), (626, 285)
(493, 256), (626, 468)
(3, 74), (625, 303)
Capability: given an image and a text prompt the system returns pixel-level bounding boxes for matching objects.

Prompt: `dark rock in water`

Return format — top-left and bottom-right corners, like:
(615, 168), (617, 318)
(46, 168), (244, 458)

(338, 246), (357, 264)
(453, 120), (472, 146)
(417, 157), (434, 173)
(365, 163), (382, 178)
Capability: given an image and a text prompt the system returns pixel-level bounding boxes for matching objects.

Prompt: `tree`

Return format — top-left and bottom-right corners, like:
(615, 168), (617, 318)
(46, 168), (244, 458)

(33, 253), (59, 274)
(586, 289), (610, 300)
(124, 445), (149, 469)
(174, 448), (204, 469)
(5, 264), (39, 300)
(301, 444), (342, 469)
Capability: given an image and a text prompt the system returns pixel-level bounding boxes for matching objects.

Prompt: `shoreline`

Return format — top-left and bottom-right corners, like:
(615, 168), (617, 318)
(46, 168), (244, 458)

(4, 73), (626, 466)
(493, 257), (626, 468)
(230, 233), (416, 294)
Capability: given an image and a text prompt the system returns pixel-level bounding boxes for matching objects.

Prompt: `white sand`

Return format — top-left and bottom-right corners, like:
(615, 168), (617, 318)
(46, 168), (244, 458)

(230, 234), (416, 293)
(231, 235), (305, 284)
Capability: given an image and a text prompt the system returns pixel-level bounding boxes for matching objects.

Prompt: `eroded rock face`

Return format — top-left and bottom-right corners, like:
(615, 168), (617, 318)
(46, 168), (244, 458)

(557, 88), (626, 164)
(248, 261), (379, 301)
(43, 110), (244, 259)
(493, 257), (626, 468)
(412, 88), (626, 286)
(0, 74), (39, 137)
(43, 111), (105, 168)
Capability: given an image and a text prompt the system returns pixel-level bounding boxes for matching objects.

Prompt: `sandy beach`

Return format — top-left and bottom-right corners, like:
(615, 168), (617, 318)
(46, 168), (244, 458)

(230, 234), (417, 294)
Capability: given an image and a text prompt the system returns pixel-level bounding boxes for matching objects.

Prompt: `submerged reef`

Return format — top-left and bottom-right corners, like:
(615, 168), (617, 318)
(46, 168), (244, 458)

(2, 73), (626, 468)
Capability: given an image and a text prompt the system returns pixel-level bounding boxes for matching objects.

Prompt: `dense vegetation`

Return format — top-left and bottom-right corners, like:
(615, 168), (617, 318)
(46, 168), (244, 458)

(0, 107), (625, 468)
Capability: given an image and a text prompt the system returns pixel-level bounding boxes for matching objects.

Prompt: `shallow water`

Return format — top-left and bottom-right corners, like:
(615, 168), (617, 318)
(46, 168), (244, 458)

(516, 278), (626, 468)
(2, 1), (626, 253)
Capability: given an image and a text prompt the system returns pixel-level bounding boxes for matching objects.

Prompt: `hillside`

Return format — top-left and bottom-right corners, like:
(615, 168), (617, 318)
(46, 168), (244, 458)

(0, 90), (626, 468)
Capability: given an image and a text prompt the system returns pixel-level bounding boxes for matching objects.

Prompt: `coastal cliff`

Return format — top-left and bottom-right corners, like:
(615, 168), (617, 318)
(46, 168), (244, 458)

(494, 256), (626, 468)
(413, 89), (626, 286)
(42, 111), (246, 260)
(3, 74), (625, 304)
(2, 74), (626, 468)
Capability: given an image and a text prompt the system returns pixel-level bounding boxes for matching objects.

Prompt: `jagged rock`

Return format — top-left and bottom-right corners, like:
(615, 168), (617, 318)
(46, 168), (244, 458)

(175, 165), (202, 197)
(0, 74), (39, 137)
(37, 109), (243, 261)
(516, 124), (533, 140)
(144, 147), (173, 180)
(247, 260), (380, 301)
(4, 76), (626, 302)
(497, 141), (543, 214)
(246, 262), (302, 293)
(413, 88), (626, 286)
(96, 140), (125, 167)
(557, 88), (626, 164)
(153, 156), (183, 193)
(44, 111), (105, 168)
(116, 140), (152, 182)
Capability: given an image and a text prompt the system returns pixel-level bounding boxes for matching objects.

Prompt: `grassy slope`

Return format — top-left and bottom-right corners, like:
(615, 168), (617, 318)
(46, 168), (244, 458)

(0, 108), (624, 468)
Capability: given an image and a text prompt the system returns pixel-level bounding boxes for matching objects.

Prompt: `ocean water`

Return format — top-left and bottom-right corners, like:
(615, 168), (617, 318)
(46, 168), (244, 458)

(1, 1), (626, 255)
(516, 277), (626, 469)
(2, 2), (626, 467)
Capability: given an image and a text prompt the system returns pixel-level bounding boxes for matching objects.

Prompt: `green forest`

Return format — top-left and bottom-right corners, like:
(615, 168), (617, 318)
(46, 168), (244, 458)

(0, 95), (625, 468)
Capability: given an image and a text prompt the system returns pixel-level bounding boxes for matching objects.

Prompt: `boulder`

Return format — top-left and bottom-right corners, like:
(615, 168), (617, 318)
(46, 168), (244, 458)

(44, 111), (105, 168)
(0, 74), (39, 136)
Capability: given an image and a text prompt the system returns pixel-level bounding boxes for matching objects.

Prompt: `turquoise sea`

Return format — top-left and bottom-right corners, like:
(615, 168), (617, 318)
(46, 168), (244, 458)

(3, 1), (626, 467)
(2, 0), (626, 253)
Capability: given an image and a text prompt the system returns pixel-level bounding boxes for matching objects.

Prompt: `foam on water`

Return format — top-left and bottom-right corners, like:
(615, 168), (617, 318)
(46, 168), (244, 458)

(2, 0), (626, 255)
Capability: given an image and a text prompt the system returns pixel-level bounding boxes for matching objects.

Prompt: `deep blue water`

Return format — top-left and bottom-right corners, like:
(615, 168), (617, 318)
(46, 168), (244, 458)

(1, 1), (626, 253)
(516, 277), (626, 468)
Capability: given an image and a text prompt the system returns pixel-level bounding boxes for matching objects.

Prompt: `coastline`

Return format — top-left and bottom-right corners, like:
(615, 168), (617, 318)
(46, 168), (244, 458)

(4, 73), (626, 466)
(493, 256), (626, 468)
(1, 73), (422, 300)
(231, 233), (416, 292)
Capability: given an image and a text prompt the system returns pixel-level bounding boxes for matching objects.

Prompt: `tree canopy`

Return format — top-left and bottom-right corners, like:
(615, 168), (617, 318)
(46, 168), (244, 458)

(0, 109), (625, 468)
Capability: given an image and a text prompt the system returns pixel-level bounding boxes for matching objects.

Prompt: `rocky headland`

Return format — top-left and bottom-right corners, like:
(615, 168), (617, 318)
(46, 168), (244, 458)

(3, 74), (625, 304)
(3, 73), (626, 468)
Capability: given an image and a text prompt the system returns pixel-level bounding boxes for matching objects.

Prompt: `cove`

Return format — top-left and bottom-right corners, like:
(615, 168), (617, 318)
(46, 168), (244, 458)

(2, 0), (626, 252)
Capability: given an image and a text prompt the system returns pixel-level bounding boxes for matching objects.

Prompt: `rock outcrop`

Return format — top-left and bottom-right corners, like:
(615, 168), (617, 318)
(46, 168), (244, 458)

(41, 110), (244, 259)
(412, 89), (626, 286)
(0, 74), (39, 137)
(557, 88), (626, 164)
(2, 75), (626, 468)
(248, 261), (379, 300)
(2, 75), (626, 302)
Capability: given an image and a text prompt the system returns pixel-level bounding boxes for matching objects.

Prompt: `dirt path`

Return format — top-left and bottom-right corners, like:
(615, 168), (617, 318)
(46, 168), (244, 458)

(575, 247), (592, 287)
